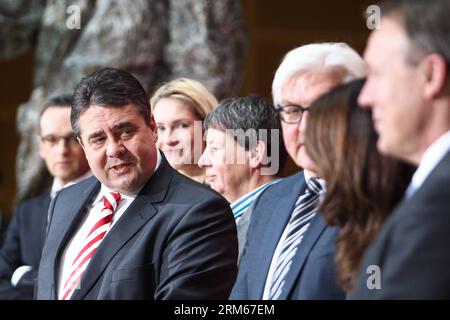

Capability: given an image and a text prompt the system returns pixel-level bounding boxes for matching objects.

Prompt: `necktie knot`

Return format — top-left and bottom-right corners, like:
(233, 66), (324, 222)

(306, 178), (323, 195)
(103, 192), (121, 212)
(268, 177), (323, 300)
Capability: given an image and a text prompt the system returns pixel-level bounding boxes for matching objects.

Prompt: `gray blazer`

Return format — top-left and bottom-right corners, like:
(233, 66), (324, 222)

(37, 156), (238, 300)
(349, 151), (450, 299)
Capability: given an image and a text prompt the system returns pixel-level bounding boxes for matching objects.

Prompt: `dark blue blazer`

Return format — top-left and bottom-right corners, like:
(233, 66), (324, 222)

(349, 151), (450, 299)
(0, 194), (50, 299)
(230, 171), (345, 300)
(37, 156), (238, 300)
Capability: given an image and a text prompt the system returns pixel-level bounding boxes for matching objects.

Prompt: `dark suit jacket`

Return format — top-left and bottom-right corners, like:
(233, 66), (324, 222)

(349, 151), (450, 299)
(37, 156), (238, 300)
(0, 194), (50, 299)
(230, 171), (345, 300)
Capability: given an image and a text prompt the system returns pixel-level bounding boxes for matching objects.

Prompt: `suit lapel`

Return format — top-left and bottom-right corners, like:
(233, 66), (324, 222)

(51, 179), (101, 296)
(71, 156), (173, 299)
(37, 194), (52, 252)
(254, 172), (307, 298)
(277, 212), (327, 299)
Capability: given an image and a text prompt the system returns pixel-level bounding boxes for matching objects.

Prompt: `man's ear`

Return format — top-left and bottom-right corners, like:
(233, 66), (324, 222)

(422, 53), (448, 100)
(77, 136), (85, 150)
(149, 116), (158, 143)
(249, 140), (267, 169)
(38, 139), (45, 159)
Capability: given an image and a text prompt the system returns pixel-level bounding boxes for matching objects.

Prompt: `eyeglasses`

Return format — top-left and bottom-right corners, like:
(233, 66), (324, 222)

(274, 104), (309, 124)
(40, 134), (79, 147)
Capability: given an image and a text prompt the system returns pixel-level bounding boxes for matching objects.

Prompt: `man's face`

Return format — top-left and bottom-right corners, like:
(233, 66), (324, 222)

(198, 128), (250, 203)
(39, 107), (90, 185)
(279, 71), (342, 173)
(78, 104), (158, 195)
(358, 17), (428, 163)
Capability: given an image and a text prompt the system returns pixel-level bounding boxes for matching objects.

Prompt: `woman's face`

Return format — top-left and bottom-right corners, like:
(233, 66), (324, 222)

(153, 97), (203, 170)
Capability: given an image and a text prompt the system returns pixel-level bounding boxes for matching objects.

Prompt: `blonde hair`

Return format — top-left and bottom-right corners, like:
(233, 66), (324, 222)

(150, 78), (218, 120)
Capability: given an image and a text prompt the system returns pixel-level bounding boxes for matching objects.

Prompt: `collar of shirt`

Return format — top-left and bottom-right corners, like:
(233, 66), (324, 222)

(50, 170), (93, 199)
(230, 179), (281, 219)
(410, 130), (450, 192)
(303, 170), (326, 190)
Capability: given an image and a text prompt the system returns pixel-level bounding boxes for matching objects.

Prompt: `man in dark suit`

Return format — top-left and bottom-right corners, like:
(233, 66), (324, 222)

(0, 95), (91, 299)
(36, 68), (238, 300)
(230, 43), (366, 300)
(349, 0), (450, 299)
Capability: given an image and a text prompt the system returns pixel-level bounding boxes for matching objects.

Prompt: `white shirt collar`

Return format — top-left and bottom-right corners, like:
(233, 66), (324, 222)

(410, 130), (450, 192)
(303, 170), (326, 190)
(50, 170), (93, 199)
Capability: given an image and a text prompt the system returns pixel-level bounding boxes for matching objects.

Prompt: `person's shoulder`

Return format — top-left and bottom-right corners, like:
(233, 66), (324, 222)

(17, 193), (50, 207)
(15, 193), (51, 215)
(276, 171), (305, 187)
(62, 175), (98, 192)
(170, 171), (227, 203)
(258, 170), (305, 198)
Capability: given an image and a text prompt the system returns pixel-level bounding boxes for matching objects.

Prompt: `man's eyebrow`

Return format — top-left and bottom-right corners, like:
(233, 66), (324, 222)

(111, 121), (138, 132)
(85, 121), (138, 141)
(87, 130), (105, 141)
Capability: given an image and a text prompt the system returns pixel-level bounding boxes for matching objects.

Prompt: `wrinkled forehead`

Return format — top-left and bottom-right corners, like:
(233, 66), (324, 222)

(78, 104), (146, 135)
(280, 69), (346, 106)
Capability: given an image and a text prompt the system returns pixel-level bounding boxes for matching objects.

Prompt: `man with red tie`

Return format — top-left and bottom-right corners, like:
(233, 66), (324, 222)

(36, 68), (238, 300)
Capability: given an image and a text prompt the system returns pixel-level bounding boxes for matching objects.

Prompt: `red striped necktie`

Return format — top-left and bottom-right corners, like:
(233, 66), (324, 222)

(61, 192), (121, 300)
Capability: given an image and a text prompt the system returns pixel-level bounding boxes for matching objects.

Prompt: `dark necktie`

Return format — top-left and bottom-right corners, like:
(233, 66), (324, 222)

(268, 178), (323, 299)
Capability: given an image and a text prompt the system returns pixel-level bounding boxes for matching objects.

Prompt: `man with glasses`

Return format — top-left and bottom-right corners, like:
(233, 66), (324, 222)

(230, 43), (366, 299)
(0, 94), (91, 299)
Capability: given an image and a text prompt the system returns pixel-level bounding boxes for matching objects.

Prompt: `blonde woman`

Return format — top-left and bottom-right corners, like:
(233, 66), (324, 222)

(151, 78), (218, 183)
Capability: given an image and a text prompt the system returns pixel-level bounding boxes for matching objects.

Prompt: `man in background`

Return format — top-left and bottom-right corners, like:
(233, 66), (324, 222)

(230, 43), (366, 299)
(350, 0), (450, 299)
(0, 94), (91, 299)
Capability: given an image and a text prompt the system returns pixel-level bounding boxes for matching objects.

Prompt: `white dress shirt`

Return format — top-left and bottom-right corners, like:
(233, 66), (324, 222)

(57, 151), (161, 299)
(407, 130), (450, 198)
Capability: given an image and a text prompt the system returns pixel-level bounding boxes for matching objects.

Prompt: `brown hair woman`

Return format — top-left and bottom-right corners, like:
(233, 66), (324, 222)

(305, 79), (415, 292)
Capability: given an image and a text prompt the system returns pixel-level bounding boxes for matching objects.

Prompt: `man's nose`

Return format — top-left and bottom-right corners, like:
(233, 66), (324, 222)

(358, 82), (373, 109)
(55, 138), (71, 153)
(106, 140), (126, 158)
(299, 111), (309, 133)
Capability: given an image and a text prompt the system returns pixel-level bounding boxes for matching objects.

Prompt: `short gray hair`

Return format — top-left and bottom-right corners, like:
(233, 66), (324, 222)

(204, 96), (288, 172)
(272, 42), (367, 105)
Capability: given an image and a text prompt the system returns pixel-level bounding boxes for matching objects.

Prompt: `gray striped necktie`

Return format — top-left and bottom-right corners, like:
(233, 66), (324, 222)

(269, 178), (323, 300)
